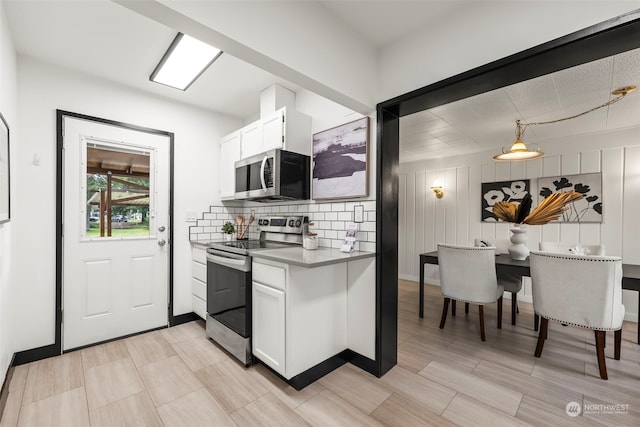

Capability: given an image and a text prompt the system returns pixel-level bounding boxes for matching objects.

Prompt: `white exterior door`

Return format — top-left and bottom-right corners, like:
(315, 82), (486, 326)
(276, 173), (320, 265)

(62, 116), (170, 350)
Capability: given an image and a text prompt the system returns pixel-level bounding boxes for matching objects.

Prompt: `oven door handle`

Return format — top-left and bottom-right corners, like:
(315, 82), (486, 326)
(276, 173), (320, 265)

(206, 251), (249, 270)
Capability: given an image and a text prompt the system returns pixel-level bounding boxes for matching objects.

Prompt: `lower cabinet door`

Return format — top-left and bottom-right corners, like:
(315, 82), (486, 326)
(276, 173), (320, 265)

(252, 281), (286, 376)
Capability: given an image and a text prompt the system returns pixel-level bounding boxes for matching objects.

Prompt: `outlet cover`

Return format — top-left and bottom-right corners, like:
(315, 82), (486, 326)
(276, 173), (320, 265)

(186, 211), (198, 222)
(354, 205), (364, 223)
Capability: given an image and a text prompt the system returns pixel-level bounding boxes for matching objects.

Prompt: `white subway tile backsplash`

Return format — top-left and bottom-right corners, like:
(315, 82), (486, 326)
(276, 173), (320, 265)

(331, 221), (345, 230)
(189, 199), (377, 252)
(325, 212), (338, 221)
(360, 222), (375, 232)
(362, 201), (376, 211)
(359, 242), (376, 252)
(337, 212), (352, 221)
(325, 230), (338, 239)
(318, 221), (331, 230)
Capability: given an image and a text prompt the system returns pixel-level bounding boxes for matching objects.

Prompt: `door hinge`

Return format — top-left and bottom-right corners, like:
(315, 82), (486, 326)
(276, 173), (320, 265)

(282, 115), (285, 123)
(60, 309), (64, 324)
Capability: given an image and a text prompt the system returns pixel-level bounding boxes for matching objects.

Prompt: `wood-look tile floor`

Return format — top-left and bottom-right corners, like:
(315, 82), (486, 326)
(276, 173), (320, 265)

(2, 279), (639, 426)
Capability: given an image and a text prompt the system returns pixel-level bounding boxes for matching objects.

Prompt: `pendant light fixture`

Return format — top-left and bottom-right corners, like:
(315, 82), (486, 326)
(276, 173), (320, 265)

(493, 85), (636, 162)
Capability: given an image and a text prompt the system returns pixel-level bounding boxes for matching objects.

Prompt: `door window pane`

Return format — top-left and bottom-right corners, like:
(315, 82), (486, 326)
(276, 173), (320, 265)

(83, 142), (152, 239)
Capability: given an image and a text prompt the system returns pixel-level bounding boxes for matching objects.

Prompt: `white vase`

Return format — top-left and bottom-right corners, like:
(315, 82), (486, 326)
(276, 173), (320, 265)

(508, 225), (529, 260)
(223, 233), (233, 242)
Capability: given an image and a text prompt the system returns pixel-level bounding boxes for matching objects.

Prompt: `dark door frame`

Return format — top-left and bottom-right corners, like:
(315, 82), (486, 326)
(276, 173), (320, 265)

(372, 10), (640, 376)
(14, 110), (175, 364)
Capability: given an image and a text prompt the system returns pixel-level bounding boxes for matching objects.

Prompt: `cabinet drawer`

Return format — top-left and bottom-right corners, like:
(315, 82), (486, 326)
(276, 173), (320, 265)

(192, 295), (206, 320)
(192, 261), (206, 282)
(192, 277), (206, 300)
(253, 262), (286, 291)
(192, 246), (207, 264)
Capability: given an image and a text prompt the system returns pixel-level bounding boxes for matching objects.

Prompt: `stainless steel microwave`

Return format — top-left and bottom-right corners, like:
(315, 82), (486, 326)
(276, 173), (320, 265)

(234, 149), (310, 202)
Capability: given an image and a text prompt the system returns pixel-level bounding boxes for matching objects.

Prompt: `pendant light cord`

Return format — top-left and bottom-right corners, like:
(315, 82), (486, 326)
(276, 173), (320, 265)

(517, 86), (635, 138)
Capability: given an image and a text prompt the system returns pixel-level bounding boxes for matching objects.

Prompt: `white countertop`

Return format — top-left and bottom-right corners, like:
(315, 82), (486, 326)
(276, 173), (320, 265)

(250, 246), (375, 268)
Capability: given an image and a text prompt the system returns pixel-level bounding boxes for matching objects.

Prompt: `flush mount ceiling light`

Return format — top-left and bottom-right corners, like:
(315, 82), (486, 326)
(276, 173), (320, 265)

(150, 33), (222, 91)
(493, 85), (637, 162)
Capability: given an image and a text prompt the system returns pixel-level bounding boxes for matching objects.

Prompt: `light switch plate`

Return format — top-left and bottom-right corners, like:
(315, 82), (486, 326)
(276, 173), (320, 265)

(354, 205), (364, 223)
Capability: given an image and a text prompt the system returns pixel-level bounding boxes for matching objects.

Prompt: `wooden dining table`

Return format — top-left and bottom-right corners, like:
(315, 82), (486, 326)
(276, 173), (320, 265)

(419, 251), (640, 344)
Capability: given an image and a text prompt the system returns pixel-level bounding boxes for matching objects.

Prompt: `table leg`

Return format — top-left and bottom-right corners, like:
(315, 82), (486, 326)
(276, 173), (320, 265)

(419, 257), (425, 318)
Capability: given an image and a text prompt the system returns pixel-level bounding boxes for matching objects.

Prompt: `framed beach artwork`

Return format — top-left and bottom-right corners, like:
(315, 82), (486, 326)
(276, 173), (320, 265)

(537, 172), (602, 223)
(481, 179), (530, 222)
(0, 112), (9, 224)
(312, 116), (369, 200)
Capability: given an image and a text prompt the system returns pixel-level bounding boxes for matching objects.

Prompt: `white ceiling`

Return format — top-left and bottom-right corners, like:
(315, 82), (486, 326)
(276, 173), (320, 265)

(5, 1), (639, 162)
(399, 49), (640, 163)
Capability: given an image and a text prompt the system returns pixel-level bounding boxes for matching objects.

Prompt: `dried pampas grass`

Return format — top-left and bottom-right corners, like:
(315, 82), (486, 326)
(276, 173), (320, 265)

(492, 191), (583, 225)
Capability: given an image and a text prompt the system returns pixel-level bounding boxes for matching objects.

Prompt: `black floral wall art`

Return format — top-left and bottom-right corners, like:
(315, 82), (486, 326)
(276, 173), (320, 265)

(537, 172), (602, 223)
(481, 179), (530, 222)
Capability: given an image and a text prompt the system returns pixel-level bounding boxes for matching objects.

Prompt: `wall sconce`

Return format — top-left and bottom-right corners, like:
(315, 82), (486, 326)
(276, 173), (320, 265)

(431, 185), (444, 199)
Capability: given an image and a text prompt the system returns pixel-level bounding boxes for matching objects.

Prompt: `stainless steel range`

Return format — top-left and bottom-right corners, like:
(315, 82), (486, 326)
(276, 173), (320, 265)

(205, 215), (306, 365)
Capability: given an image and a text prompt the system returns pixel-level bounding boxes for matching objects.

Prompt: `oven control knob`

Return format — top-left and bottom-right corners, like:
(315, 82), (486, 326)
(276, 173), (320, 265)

(288, 219), (295, 227)
(295, 220), (301, 227)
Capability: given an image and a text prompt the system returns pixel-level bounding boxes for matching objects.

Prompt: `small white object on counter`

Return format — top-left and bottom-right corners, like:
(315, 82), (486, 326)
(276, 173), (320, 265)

(303, 236), (318, 250)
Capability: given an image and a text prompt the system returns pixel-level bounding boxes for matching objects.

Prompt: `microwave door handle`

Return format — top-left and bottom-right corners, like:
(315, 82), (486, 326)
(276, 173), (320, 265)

(260, 155), (268, 192)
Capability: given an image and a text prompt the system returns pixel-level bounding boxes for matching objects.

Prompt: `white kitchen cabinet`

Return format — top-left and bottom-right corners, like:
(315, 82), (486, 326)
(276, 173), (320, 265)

(240, 121), (263, 159)
(191, 245), (207, 319)
(240, 107), (311, 160)
(220, 131), (241, 200)
(252, 258), (347, 380)
(252, 281), (286, 374)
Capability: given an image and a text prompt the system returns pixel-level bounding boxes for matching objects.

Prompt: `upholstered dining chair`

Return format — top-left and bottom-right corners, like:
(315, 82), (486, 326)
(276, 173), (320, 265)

(474, 238), (523, 325)
(529, 250), (624, 380)
(437, 243), (503, 341)
(539, 241), (605, 256)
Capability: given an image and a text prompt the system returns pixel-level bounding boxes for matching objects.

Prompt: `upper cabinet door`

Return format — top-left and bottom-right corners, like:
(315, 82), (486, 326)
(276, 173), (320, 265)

(240, 122), (263, 159)
(220, 131), (241, 200)
(261, 109), (285, 152)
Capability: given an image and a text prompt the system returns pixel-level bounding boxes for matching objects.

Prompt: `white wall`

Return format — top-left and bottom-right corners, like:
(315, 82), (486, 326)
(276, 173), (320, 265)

(399, 126), (640, 321)
(14, 55), (242, 351)
(0, 0), (17, 385)
(378, 2), (639, 101)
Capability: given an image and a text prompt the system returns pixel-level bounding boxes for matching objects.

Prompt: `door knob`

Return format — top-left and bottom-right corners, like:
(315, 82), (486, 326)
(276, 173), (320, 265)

(158, 226), (166, 232)
(158, 239), (166, 246)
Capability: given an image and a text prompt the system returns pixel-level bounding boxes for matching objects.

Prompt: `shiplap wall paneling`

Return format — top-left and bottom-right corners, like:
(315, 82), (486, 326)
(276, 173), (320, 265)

(623, 146), (640, 320)
(415, 171), (427, 280)
(623, 146), (640, 262)
(602, 148), (624, 257)
(469, 164), (482, 244)
(480, 163), (497, 242)
(399, 174), (408, 278)
(433, 169), (446, 248)
(455, 167), (470, 246)
(444, 168), (457, 244)
(424, 170), (439, 283)
(406, 173), (416, 278)
(579, 150), (602, 245)
(541, 155), (562, 243)
(559, 153), (581, 245)
(495, 161), (512, 243)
